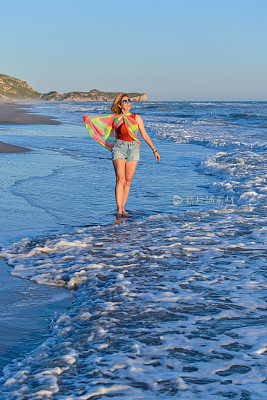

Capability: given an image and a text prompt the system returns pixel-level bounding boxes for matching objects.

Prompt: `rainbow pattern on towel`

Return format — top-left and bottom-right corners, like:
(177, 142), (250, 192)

(83, 113), (141, 152)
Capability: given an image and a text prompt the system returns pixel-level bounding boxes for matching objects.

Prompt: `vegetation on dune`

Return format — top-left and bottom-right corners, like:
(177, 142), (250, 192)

(0, 73), (40, 99)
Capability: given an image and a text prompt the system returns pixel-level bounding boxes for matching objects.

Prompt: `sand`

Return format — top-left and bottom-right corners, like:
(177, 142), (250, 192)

(0, 101), (60, 153)
(0, 141), (30, 153)
(0, 102), (60, 125)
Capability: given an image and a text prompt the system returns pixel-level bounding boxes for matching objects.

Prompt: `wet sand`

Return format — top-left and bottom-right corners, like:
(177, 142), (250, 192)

(0, 141), (30, 153)
(0, 102), (60, 125)
(0, 101), (60, 153)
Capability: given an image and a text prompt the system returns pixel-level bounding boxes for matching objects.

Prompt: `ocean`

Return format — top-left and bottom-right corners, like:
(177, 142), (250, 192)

(0, 100), (266, 399)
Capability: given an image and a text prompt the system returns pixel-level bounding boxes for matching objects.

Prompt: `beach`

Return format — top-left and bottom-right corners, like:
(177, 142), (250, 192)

(0, 102), (74, 379)
(0, 141), (29, 153)
(0, 101), (60, 153)
(0, 100), (266, 399)
(0, 102), (60, 126)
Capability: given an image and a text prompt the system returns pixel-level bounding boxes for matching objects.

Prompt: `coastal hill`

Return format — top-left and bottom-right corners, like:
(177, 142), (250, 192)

(40, 89), (147, 102)
(0, 73), (147, 102)
(0, 73), (40, 100)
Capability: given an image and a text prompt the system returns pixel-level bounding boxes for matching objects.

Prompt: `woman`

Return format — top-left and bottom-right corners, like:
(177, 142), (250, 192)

(111, 93), (160, 216)
(83, 93), (160, 216)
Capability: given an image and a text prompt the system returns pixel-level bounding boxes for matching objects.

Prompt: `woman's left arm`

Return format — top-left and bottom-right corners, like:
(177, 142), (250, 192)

(136, 115), (160, 162)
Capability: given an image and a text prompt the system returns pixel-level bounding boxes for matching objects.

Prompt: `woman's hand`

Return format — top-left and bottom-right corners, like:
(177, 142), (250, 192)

(154, 151), (160, 162)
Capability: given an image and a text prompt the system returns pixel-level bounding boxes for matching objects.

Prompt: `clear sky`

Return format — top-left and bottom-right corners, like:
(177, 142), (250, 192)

(1, 0), (266, 100)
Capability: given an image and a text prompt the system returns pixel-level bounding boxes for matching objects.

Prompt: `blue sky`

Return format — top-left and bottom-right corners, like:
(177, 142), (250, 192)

(1, 0), (266, 100)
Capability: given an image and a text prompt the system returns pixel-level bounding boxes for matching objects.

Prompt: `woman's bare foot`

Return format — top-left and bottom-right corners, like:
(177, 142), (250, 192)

(122, 209), (129, 215)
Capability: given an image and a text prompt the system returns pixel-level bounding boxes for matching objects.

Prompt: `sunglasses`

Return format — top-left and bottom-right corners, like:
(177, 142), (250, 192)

(122, 99), (132, 104)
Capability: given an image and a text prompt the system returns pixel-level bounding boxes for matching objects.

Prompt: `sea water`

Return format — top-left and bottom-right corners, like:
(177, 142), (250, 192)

(0, 100), (266, 399)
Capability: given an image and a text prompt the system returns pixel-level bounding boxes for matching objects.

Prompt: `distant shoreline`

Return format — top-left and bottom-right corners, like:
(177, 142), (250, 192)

(0, 102), (60, 125)
(0, 72), (147, 102)
(0, 102), (60, 153)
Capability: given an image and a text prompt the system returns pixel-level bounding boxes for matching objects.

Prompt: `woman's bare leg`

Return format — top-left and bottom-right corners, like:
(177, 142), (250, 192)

(122, 161), (138, 213)
(112, 159), (126, 214)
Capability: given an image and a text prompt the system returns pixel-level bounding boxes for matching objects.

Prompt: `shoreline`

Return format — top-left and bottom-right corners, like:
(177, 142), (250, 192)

(0, 101), (60, 153)
(0, 141), (30, 153)
(0, 102), (60, 125)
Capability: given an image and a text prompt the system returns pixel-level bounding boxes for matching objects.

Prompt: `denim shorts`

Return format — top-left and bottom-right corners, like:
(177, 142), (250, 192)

(112, 139), (140, 162)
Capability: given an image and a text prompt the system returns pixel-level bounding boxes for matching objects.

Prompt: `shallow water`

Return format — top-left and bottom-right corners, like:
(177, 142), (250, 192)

(0, 101), (266, 399)
(0, 260), (73, 375)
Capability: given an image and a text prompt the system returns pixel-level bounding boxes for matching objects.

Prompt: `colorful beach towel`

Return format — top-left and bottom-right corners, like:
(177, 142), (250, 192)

(83, 112), (141, 152)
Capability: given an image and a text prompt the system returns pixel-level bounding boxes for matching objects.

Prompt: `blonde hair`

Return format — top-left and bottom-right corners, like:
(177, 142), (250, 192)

(111, 93), (129, 114)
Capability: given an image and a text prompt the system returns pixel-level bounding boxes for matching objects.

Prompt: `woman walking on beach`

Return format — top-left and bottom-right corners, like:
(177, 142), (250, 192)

(111, 93), (160, 216)
(83, 93), (160, 216)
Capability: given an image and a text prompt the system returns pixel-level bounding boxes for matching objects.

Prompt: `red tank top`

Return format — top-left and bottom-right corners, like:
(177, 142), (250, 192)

(116, 114), (136, 141)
